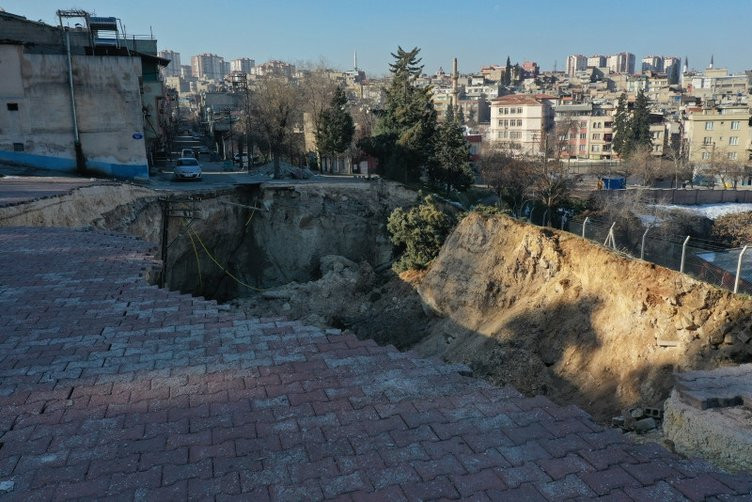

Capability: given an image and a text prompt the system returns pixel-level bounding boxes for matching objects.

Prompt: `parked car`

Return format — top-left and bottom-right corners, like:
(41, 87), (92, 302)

(174, 157), (202, 181)
(180, 148), (195, 158)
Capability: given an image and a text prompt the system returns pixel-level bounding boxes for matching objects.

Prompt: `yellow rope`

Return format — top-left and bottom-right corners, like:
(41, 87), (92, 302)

(186, 227), (203, 289)
(245, 208), (257, 227)
(188, 228), (265, 292)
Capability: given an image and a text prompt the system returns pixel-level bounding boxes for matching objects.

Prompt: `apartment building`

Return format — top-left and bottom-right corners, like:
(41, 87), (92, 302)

(607, 52), (635, 74)
(191, 53), (226, 80)
(230, 58), (255, 73)
(641, 56), (663, 73)
(554, 102), (616, 160)
(587, 55), (606, 68)
(567, 54), (587, 77)
(158, 49), (181, 77)
(683, 103), (752, 165)
(488, 94), (556, 155)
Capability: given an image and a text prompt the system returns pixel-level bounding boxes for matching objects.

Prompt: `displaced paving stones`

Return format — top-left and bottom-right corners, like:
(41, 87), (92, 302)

(0, 227), (750, 499)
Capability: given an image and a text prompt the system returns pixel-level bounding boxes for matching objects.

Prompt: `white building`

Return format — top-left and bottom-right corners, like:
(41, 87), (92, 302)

(587, 55), (606, 68)
(488, 94), (556, 156)
(230, 58), (255, 73)
(567, 54), (587, 77)
(607, 52), (635, 74)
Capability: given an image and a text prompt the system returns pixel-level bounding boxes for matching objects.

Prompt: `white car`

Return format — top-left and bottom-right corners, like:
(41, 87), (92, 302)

(174, 157), (202, 181)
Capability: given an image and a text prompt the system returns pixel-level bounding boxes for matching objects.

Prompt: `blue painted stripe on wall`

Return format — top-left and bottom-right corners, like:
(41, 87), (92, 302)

(0, 151), (149, 180)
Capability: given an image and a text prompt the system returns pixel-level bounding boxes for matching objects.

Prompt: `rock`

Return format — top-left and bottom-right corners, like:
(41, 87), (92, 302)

(281, 303), (291, 311)
(0, 481), (14, 493)
(612, 416), (625, 428)
(630, 407), (644, 419)
(634, 417), (657, 434)
(738, 331), (752, 344)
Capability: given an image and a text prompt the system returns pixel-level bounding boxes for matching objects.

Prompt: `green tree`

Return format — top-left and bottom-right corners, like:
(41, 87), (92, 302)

(387, 195), (456, 272)
(315, 86), (355, 167)
(503, 56), (512, 86)
(361, 46), (438, 182)
(612, 93), (630, 157)
(430, 106), (474, 192)
(613, 90), (652, 159)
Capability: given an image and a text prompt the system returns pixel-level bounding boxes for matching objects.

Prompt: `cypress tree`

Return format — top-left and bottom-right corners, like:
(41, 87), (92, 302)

(503, 56), (512, 86)
(316, 86), (355, 160)
(612, 93), (630, 156)
(431, 105), (474, 192)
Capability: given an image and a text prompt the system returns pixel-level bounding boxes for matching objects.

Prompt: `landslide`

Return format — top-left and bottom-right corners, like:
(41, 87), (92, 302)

(415, 213), (752, 420)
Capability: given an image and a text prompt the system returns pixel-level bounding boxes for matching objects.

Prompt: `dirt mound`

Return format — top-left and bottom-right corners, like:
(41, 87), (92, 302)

(415, 213), (752, 420)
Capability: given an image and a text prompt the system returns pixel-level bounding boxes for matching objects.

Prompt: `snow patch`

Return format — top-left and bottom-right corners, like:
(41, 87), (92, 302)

(652, 203), (752, 220)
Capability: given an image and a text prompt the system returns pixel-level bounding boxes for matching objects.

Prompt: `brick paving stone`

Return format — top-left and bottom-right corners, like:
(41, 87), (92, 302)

(1, 226), (751, 500)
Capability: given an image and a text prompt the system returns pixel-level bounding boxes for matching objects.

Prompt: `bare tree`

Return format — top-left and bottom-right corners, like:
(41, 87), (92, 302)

(624, 144), (657, 186)
(664, 139), (693, 188)
(250, 78), (302, 179)
(300, 67), (338, 171)
(528, 159), (575, 226)
(479, 144), (533, 215)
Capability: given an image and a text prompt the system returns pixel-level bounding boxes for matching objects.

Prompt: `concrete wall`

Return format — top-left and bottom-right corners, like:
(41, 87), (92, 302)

(0, 44), (149, 179)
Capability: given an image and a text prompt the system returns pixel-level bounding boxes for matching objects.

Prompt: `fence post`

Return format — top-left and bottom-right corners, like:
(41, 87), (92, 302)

(542, 209), (548, 227)
(604, 222), (616, 249)
(581, 217), (590, 238)
(734, 245), (750, 294)
(680, 235), (690, 273)
(640, 226), (650, 260)
(528, 207), (535, 223)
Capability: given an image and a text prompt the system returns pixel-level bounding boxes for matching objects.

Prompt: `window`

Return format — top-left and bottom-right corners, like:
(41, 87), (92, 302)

(516, 119), (522, 126)
(498, 108), (503, 114)
(7, 103), (18, 111)
(728, 152), (737, 160)
(517, 107), (522, 113)
(702, 151), (711, 160)
(592, 133), (600, 140)
(498, 120), (503, 126)
(703, 137), (713, 145)
(731, 120), (740, 130)
(579, 121), (586, 128)
(591, 145), (600, 152)
(705, 121), (714, 130)
(13, 143), (24, 152)
(593, 122), (601, 129)
(579, 145), (586, 152)
(729, 137), (739, 146)
(503, 120), (508, 126)
(504, 108), (509, 114)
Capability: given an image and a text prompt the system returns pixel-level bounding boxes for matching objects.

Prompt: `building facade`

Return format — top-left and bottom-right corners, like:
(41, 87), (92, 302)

(683, 103), (752, 165)
(158, 49), (181, 77)
(230, 58), (255, 73)
(567, 54), (587, 77)
(191, 53), (226, 80)
(488, 94), (556, 155)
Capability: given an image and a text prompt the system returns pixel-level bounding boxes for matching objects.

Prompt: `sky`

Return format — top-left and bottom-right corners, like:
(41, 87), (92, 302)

(3, 0), (752, 76)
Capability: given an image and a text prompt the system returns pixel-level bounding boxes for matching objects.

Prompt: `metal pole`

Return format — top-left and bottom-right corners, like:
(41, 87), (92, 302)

(64, 30), (80, 144)
(542, 209), (548, 227)
(582, 216), (590, 238)
(680, 235), (690, 273)
(528, 207), (535, 223)
(734, 245), (749, 294)
(640, 226), (650, 260)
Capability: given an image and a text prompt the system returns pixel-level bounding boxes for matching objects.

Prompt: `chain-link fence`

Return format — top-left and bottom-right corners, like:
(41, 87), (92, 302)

(523, 211), (752, 296)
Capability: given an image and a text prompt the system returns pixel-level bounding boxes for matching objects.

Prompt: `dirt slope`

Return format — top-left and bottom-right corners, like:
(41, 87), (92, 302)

(416, 213), (752, 420)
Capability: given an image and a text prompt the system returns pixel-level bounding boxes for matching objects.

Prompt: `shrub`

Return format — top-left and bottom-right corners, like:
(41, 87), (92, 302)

(387, 195), (456, 272)
(712, 211), (752, 247)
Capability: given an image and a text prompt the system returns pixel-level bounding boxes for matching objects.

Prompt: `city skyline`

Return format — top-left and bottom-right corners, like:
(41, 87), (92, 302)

(2, 0), (751, 76)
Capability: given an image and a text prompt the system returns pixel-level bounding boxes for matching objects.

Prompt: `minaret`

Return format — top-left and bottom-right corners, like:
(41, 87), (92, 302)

(683, 56), (688, 73)
(709, 54), (714, 69)
(354, 49), (358, 71)
(451, 57), (459, 114)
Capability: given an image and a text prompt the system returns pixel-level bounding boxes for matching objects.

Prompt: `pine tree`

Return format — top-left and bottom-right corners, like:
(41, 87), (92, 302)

(316, 86), (355, 160)
(431, 105), (474, 192)
(612, 93), (630, 156)
(503, 56), (512, 86)
(361, 46), (438, 182)
(630, 89), (652, 150)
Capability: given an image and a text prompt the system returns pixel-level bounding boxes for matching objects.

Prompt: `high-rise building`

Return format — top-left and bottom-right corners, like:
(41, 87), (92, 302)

(230, 58), (255, 73)
(587, 55), (606, 68)
(566, 54), (587, 76)
(607, 52), (635, 74)
(641, 55), (664, 73)
(191, 53), (226, 80)
(158, 49), (181, 77)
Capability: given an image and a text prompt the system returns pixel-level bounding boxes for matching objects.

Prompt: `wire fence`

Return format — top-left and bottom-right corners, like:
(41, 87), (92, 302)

(522, 210), (752, 296)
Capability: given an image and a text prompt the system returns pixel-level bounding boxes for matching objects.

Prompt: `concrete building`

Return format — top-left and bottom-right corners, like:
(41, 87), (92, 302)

(607, 52), (635, 74)
(683, 102), (752, 166)
(587, 55), (607, 69)
(230, 58), (255, 73)
(553, 102), (616, 160)
(0, 10), (168, 179)
(158, 49), (181, 77)
(641, 55), (664, 73)
(191, 53), (226, 80)
(488, 94), (556, 156)
(567, 54), (587, 77)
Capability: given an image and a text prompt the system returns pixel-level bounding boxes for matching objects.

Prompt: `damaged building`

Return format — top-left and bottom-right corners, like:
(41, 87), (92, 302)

(0, 10), (171, 179)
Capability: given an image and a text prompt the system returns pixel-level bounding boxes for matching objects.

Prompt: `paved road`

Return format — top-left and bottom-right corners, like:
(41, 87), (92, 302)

(1, 226), (750, 500)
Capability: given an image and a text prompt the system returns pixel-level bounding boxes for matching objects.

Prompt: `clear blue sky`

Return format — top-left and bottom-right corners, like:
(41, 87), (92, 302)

(3, 0), (751, 75)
